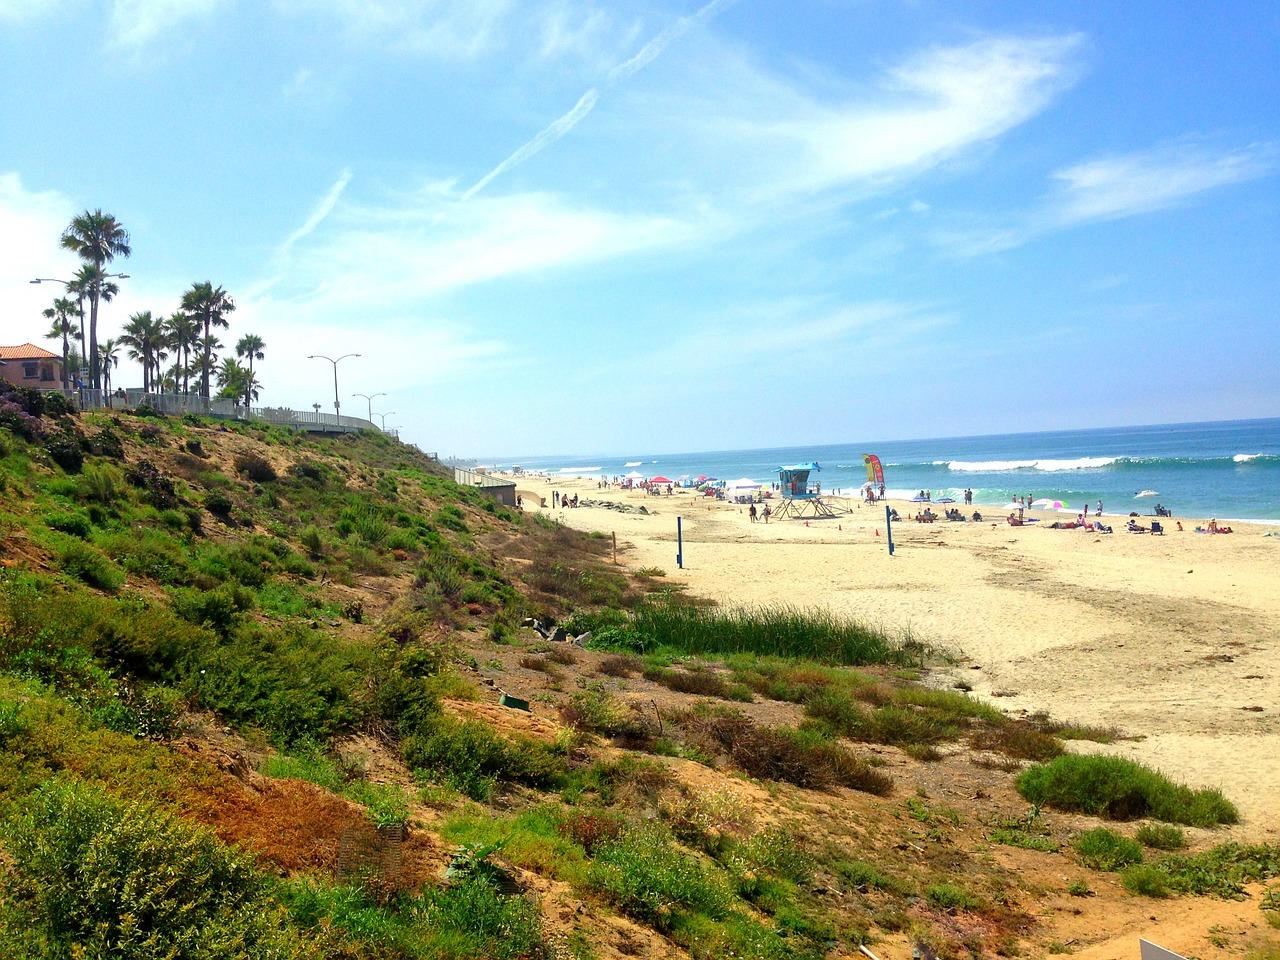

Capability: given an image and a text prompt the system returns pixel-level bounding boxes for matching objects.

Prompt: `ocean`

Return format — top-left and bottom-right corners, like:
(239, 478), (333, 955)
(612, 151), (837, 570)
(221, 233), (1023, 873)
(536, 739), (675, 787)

(497, 417), (1280, 521)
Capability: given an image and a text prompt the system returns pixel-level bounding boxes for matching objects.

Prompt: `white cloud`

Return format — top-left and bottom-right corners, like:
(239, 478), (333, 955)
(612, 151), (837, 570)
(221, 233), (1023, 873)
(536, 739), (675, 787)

(0, 173), (81, 341)
(464, 89), (600, 200)
(696, 34), (1085, 200)
(273, 0), (516, 60)
(1049, 140), (1276, 225)
(108, 0), (228, 48)
(281, 168), (352, 251)
(935, 139), (1278, 255)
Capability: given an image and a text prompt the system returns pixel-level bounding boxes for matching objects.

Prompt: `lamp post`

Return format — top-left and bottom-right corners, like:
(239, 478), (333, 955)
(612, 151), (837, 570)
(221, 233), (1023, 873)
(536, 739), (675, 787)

(376, 411), (397, 431)
(353, 392), (385, 423)
(306, 353), (360, 420)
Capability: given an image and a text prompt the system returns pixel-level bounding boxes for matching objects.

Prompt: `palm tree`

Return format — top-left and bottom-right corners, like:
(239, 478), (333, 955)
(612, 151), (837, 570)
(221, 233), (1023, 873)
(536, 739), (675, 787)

(215, 357), (260, 404)
(163, 311), (199, 395)
(119, 311), (165, 393)
(180, 282), (235, 399)
(60, 210), (130, 391)
(234, 334), (265, 408)
(100, 339), (120, 396)
(42, 297), (77, 389)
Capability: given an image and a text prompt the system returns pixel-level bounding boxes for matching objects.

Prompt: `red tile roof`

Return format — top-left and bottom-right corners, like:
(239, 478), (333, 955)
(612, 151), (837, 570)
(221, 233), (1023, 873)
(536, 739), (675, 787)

(0, 343), (60, 361)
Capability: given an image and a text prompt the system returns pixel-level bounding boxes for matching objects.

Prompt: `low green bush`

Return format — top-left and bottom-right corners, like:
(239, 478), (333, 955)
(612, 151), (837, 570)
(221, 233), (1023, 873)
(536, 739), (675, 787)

(0, 780), (311, 959)
(44, 510), (92, 538)
(403, 713), (566, 801)
(588, 826), (732, 929)
(925, 882), (982, 912)
(57, 541), (124, 591)
(1075, 827), (1144, 871)
(1017, 754), (1238, 826)
(1121, 863), (1172, 897)
(1137, 823), (1187, 851)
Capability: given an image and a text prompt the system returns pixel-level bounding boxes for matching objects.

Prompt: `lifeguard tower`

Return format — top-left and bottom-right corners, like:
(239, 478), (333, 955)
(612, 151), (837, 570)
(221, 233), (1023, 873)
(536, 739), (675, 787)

(772, 462), (844, 519)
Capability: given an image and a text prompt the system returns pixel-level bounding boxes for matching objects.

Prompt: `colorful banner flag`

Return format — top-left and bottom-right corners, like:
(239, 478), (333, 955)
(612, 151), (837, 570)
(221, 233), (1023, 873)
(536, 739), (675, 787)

(863, 454), (884, 486)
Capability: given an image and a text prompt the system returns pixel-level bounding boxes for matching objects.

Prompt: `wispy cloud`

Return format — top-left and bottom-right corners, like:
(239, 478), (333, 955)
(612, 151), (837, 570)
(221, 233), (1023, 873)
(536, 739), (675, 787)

(464, 0), (737, 198)
(281, 168), (353, 251)
(1050, 140), (1277, 224)
(936, 139), (1278, 255)
(108, 0), (228, 48)
(463, 90), (600, 200)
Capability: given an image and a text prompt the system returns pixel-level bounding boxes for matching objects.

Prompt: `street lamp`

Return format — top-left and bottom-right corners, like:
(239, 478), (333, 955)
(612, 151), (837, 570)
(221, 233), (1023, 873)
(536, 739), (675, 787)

(353, 392), (386, 422)
(306, 353), (360, 419)
(376, 411), (397, 431)
(31, 274), (130, 286)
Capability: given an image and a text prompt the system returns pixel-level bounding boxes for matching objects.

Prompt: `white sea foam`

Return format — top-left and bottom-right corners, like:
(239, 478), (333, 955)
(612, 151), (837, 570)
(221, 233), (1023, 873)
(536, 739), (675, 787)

(944, 456), (1118, 473)
(1134, 489), (1159, 498)
(623, 461), (642, 467)
(557, 466), (601, 475)
(1234, 453), (1262, 463)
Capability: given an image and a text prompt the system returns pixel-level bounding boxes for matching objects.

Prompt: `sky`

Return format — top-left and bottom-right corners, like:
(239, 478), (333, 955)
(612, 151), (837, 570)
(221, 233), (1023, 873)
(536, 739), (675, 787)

(2, 0), (1277, 458)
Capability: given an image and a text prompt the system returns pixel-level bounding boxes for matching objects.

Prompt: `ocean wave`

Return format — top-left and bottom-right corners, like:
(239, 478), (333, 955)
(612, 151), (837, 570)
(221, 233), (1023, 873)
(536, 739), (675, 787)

(558, 466), (601, 474)
(1134, 489), (1159, 498)
(1232, 453), (1279, 463)
(623, 461), (642, 467)
(944, 457), (1119, 473)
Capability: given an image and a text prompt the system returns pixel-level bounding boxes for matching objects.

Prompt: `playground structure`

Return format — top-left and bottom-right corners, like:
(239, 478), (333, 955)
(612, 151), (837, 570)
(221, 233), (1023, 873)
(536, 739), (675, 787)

(772, 462), (847, 519)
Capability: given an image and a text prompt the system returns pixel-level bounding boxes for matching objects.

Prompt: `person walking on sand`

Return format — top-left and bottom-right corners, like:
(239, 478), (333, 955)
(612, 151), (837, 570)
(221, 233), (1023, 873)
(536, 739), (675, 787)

(749, 503), (758, 523)
(1097, 499), (1103, 516)
(762, 503), (771, 523)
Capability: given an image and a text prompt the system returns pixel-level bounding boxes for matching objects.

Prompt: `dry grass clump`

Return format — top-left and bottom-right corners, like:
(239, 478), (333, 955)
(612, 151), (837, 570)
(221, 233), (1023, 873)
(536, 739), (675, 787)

(597, 654), (642, 678)
(544, 646), (579, 666)
(677, 707), (892, 795)
(969, 722), (1064, 761)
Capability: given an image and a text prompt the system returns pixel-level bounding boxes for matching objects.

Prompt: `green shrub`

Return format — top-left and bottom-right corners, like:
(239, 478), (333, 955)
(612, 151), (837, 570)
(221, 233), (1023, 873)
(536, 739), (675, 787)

(402, 713), (565, 801)
(44, 510), (92, 538)
(0, 780), (311, 959)
(1137, 823), (1187, 851)
(204, 489), (234, 518)
(57, 541), (124, 591)
(1126, 843), (1280, 898)
(1075, 827), (1144, 871)
(78, 463), (125, 505)
(588, 827), (732, 929)
(171, 583), (254, 635)
(628, 599), (906, 665)
(98, 528), (193, 585)
(1017, 754), (1238, 826)
(925, 882), (982, 912)
(1121, 863), (1171, 897)
(43, 429), (84, 472)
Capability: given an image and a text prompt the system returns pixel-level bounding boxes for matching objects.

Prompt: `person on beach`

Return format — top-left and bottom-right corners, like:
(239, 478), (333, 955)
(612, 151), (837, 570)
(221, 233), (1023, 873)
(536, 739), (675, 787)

(749, 503), (758, 522)
(553, 491), (559, 508)
(762, 503), (771, 523)
(1097, 500), (1103, 515)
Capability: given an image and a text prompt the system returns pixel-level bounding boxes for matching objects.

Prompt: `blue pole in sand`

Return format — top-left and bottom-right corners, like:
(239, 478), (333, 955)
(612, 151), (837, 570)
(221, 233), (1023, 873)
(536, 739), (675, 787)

(885, 504), (894, 556)
(676, 516), (684, 569)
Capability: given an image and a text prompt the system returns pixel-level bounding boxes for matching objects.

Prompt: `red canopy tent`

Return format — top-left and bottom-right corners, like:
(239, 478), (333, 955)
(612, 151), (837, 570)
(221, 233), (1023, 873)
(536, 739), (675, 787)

(649, 475), (673, 484)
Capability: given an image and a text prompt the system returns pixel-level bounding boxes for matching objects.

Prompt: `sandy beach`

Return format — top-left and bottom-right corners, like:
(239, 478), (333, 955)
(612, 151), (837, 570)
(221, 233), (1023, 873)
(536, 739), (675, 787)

(511, 474), (1280, 836)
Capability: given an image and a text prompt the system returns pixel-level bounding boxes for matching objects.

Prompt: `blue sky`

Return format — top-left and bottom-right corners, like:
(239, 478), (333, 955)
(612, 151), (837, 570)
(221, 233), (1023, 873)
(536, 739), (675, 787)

(2, 0), (1277, 457)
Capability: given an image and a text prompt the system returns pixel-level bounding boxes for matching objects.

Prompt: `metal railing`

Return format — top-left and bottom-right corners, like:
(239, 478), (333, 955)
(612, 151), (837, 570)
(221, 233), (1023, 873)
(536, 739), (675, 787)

(50, 387), (381, 434)
(453, 467), (514, 488)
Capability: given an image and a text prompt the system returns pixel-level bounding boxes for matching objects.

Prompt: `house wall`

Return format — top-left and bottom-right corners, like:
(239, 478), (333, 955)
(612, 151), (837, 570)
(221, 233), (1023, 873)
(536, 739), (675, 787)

(0, 358), (62, 387)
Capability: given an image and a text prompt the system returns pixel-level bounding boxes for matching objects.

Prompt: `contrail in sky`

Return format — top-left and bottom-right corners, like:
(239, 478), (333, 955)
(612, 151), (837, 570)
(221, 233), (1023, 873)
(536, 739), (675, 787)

(463, 0), (739, 199)
(282, 168), (352, 251)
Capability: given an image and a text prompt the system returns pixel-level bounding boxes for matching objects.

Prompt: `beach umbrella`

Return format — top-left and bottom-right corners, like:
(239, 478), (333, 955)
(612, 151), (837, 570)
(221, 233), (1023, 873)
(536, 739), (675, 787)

(624, 470), (644, 479)
(727, 477), (760, 489)
(1031, 498), (1068, 510)
(650, 475), (673, 484)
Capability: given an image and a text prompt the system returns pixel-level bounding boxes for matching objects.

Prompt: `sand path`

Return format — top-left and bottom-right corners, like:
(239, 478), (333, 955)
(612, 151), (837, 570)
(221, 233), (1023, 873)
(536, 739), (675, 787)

(519, 477), (1280, 836)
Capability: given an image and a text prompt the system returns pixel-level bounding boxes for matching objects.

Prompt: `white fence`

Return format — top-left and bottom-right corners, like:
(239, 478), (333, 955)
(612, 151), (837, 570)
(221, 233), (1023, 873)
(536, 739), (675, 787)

(55, 387), (383, 435)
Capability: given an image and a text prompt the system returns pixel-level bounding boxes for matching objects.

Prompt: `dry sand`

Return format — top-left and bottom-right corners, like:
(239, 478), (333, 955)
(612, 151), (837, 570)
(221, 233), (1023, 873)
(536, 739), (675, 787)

(513, 475), (1280, 837)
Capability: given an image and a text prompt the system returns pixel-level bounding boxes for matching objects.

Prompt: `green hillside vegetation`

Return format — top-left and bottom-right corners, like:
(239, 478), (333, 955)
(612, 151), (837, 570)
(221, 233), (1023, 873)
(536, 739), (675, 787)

(0, 382), (1275, 960)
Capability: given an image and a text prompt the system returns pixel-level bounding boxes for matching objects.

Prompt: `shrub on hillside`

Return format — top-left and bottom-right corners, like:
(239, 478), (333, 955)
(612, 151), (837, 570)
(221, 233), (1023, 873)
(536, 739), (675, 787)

(0, 780), (312, 959)
(78, 463), (125, 505)
(57, 541), (124, 591)
(44, 510), (92, 538)
(204, 489), (234, 519)
(234, 451), (278, 483)
(1137, 823), (1187, 851)
(402, 713), (566, 801)
(43, 429), (84, 473)
(125, 459), (178, 509)
(1075, 827), (1144, 871)
(588, 826), (732, 929)
(1018, 754), (1238, 827)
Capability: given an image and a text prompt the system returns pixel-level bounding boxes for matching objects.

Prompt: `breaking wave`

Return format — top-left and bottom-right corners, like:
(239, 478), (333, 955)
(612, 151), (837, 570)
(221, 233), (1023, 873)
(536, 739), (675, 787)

(943, 457), (1119, 473)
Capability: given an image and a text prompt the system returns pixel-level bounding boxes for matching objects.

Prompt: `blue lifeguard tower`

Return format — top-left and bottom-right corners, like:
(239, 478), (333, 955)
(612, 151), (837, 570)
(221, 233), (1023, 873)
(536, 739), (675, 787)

(773, 462), (844, 519)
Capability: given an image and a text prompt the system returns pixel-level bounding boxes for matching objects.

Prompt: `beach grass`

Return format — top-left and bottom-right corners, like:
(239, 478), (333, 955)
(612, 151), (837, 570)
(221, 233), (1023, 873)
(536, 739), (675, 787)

(626, 599), (910, 666)
(1017, 754), (1239, 827)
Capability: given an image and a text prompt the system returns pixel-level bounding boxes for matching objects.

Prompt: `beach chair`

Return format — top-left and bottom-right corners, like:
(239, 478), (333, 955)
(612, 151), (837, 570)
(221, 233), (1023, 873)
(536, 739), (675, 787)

(1151, 521), (1164, 535)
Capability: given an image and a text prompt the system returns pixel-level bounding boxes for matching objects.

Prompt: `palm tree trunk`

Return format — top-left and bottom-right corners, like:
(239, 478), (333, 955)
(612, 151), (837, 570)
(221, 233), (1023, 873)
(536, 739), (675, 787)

(245, 356), (254, 408)
(89, 290), (100, 392)
(201, 315), (211, 399)
(60, 331), (69, 390)
(76, 296), (87, 381)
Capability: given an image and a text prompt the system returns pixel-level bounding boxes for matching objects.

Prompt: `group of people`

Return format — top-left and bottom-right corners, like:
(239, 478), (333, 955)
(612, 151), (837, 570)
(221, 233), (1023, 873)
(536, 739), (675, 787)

(747, 502), (772, 523)
(551, 490), (580, 509)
